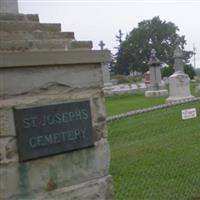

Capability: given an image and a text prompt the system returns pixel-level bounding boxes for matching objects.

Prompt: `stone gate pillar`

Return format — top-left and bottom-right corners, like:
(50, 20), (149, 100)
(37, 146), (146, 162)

(0, 6), (113, 200)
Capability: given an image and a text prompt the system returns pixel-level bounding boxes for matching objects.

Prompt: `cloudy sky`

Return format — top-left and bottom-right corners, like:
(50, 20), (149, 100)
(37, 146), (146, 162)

(19, 0), (200, 68)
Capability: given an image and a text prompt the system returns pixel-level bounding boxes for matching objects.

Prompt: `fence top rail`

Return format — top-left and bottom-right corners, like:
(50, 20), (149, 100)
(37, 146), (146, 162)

(107, 97), (200, 123)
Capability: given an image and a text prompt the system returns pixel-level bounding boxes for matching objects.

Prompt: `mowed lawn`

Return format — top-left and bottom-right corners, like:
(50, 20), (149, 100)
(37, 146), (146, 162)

(108, 101), (200, 200)
(106, 93), (165, 116)
(105, 83), (200, 116)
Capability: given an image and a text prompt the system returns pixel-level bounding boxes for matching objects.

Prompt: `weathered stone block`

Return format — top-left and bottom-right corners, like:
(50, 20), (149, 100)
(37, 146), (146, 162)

(196, 84), (200, 93)
(91, 96), (106, 123)
(0, 0), (18, 14)
(68, 41), (93, 50)
(0, 39), (70, 51)
(0, 139), (110, 199)
(37, 175), (113, 200)
(93, 121), (108, 141)
(0, 136), (18, 163)
(0, 50), (111, 69)
(145, 89), (168, 97)
(166, 71), (194, 102)
(0, 13), (39, 22)
(0, 64), (102, 96)
(0, 108), (16, 136)
(0, 88), (102, 115)
(0, 21), (61, 33)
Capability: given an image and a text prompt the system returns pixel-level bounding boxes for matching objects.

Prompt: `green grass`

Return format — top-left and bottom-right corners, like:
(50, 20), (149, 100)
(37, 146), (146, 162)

(105, 83), (200, 116)
(106, 93), (165, 116)
(108, 101), (200, 200)
(191, 82), (200, 97)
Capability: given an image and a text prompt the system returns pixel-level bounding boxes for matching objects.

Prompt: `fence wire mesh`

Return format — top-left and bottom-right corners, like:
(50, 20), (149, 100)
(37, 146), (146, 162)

(108, 101), (200, 200)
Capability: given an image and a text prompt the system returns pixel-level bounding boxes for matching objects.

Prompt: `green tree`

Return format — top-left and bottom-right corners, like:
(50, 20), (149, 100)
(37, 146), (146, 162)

(161, 64), (196, 79)
(115, 29), (123, 46)
(161, 65), (174, 77)
(114, 29), (130, 74)
(184, 64), (196, 79)
(115, 16), (192, 74)
(195, 68), (200, 76)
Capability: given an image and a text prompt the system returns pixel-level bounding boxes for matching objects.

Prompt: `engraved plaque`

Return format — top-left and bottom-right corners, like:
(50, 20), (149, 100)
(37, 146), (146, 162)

(14, 100), (94, 161)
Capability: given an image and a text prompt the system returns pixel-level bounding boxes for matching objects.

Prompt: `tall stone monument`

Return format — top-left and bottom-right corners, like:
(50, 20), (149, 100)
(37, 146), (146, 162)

(0, 1), (113, 199)
(99, 41), (112, 87)
(166, 45), (194, 102)
(0, 0), (19, 13)
(145, 49), (168, 97)
(196, 84), (200, 93)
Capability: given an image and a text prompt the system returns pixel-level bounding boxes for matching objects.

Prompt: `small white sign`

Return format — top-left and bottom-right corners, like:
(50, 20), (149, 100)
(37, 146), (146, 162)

(181, 108), (197, 120)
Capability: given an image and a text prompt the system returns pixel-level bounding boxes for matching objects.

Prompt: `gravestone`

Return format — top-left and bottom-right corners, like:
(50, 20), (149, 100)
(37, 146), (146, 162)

(0, 2), (113, 200)
(196, 84), (200, 93)
(129, 70), (134, 77)
(104, 83), (139, 96)
(138, 83), (147, 92)
(144, 71), (150, 84)
(130, 83), (138, 92)
(102, 62), (112, 86)
(166, 45), (194, 102)
(99, 41), (112, 88)
(145, 49), (168, 97)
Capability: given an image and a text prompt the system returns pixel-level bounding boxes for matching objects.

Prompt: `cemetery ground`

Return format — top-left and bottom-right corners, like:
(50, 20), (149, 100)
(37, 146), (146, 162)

(106, 82), (200, 199)
(106, 82), (200, 116)
(107, 101), (200, 200)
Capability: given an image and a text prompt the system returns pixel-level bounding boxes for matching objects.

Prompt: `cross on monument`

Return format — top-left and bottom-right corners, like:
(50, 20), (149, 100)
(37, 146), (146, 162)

(148, 49), (160, 66)
(99, 40), (105, 50)
(148, 49), (161, 90)
(173, 45), (184, 72)
(0, 0), (19, 14)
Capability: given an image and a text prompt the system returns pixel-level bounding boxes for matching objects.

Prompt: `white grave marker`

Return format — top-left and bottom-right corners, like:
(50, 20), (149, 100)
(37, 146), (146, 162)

(181, 108), (197, 120)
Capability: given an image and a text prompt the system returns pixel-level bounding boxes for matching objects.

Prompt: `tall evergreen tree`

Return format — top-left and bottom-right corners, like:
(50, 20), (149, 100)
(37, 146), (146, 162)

(115, 29), (123, 47)
(114, 29), (130, 74)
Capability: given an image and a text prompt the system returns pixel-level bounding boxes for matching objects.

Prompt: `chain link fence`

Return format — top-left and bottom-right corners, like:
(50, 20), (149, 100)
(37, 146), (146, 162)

(108, 101), (200, 200)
